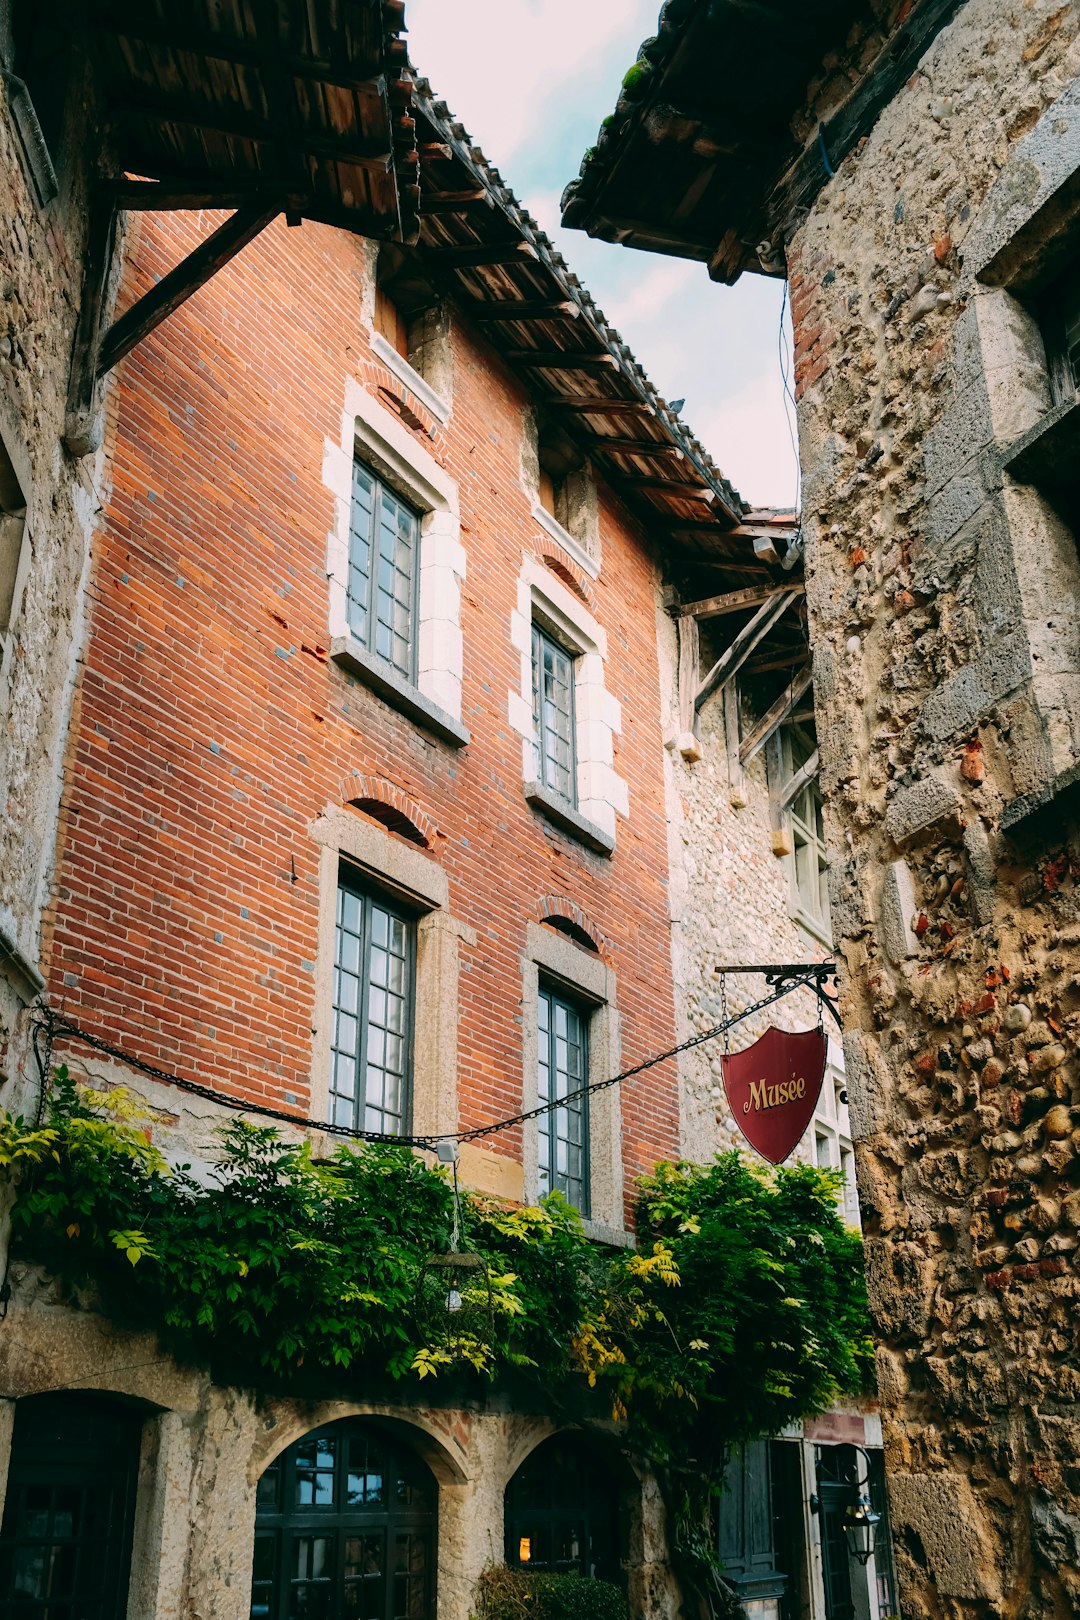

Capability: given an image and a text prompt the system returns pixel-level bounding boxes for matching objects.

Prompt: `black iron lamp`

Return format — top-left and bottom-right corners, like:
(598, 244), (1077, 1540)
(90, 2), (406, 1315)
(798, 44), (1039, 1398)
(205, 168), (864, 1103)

(842, 1489), (882, 1565)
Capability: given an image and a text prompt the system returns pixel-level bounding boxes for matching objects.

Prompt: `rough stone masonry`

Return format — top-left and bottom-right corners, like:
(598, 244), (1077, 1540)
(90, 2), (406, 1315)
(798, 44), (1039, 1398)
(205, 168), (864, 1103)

(789, 2), (1080, 1614)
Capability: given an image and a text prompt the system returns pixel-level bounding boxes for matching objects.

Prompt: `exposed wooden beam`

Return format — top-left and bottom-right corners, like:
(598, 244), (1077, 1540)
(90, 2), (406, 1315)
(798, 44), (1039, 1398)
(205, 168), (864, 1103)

(676, 581), (804, 620)
(779, 747), (820, 813)
(695, 589), (800, 712)
(739, 663), (813, 765)
(624, 477), (716, 502)
(727, 522), (800, 543)
(724, 681), (747, 807)
(469, 299), (581, 321)
(64, 191), (119, 455)
(743, 651), (810, 674)
(430, 240), (538, 266)
(502, 349), (617, 370)
(419, 141), (453, 161)
(93, 10), (386, 91)
(677, 614), (699, 742)
(593, 437), (685, 458)
(418, 190), (492, 214)
(112, 86), (393, 171)
(549, 396), (654, 414)
(107, 179), (276, 210)
(98, 201), (281, 375)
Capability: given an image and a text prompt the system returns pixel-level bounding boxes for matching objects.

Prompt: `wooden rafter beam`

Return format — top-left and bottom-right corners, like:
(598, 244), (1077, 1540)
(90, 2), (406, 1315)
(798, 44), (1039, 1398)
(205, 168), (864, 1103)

(695, 588), (801, 712)
(98, 200), (281, 376)
(418, 190), (492, 214)
(549, 396), (654, 414)
(107, 179), (276, 210)
(625, 477), (715, 501)
(112, 87), (393, 171)
(676, 581), (804, 620)
(430, 240), (538, 266)
(739, 663), (813, 764)
(503, 349), (617, 370)
(469, 299), (581, 321)
(594, 437), (685, 458)
(92, 10), (388, 89)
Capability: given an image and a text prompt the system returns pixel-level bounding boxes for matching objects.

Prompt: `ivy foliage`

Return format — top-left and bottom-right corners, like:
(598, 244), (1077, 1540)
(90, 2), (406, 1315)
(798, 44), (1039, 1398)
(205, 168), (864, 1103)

(3, 1071), (872, 1478)
(470, 1567), (628, 1620)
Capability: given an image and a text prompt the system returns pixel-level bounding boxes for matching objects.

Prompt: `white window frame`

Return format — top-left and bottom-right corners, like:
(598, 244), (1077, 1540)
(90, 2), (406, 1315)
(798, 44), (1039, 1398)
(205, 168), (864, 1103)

(777, 722), (831, 946)
(323, 380), (467, 738)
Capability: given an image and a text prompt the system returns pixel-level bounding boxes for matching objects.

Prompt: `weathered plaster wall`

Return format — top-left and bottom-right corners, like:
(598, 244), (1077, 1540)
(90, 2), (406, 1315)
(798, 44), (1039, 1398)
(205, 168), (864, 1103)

(0, 63), (105, 1071)
(788, 3), (1080, 1614)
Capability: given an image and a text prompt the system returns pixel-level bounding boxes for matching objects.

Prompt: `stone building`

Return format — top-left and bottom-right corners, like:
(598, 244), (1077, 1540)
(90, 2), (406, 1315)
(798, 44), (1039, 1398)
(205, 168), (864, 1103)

(0, 17), (882, 1620)
(564, 0), (1080, 1614)
(0, 61), (806, 1618)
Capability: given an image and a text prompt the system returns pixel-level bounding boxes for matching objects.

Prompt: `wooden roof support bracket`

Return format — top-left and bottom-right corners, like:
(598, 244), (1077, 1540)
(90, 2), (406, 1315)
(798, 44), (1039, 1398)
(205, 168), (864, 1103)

(739, 662), (813, 766)
(98, 200), (282, 377)
(694, 588), (801, 712)
(67, 195), (281, 454)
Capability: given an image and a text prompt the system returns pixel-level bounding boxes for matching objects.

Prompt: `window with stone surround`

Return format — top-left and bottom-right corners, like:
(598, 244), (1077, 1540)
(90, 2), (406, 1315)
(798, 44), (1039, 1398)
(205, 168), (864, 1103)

(370, 247), (451, 427)
(532, 621), (577, 805)
(312, 803), (471, 1148)
(522, 921), (624, 1242)
(331, 867), (416, 1136)
(325, 380), (467, 749)
(523, 412), (601, 581)
(510, 560), (626, 856)
(347, 461), (421, 683)
(537, 980), (590, 1214)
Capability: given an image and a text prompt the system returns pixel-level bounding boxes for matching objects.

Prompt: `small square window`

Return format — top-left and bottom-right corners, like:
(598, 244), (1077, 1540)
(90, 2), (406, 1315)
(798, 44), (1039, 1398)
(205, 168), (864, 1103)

(781, 722), (830, 938)
(537, 983), (590, 1215)
(347, 462), (421, 683)
(532, 623), (576, 804)
(1041, 266), (1080, 407)
(331, 871), (415, 1135)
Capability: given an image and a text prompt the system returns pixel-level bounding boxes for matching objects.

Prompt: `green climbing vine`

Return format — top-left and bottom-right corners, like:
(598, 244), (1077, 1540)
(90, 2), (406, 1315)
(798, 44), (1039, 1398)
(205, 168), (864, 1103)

(1, 1069), (873, 1491)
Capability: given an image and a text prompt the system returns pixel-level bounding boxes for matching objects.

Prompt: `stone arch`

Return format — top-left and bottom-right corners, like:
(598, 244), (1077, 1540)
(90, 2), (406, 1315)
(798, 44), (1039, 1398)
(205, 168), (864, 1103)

(532, 539), (595, 607)
(536, 893), (608, 957)
(502, 1425), (644, 1588)
(250, 1400), (469, 1488)
(338, 770), (435, 849)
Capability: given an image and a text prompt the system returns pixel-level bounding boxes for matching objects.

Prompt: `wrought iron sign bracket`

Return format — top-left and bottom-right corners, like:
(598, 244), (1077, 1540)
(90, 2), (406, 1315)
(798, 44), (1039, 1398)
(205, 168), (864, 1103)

(715, 961), (841, 1031)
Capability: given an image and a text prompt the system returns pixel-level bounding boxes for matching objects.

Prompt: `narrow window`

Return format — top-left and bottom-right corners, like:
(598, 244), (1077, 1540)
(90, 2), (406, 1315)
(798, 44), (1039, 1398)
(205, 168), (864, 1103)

(537, 983), (589, 1214)
(782, 722), (830, 936)
(532, 623), (576, 803)
(0, 440), (28, 673)
(348, 462), (421, 682)
(331, 873), (415, 1135)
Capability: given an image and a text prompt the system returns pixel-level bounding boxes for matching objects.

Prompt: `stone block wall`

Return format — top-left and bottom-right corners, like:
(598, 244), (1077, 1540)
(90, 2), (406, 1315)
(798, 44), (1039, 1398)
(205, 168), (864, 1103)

(787, 2), (1080, 1613)
(0, 57), (106, 1063)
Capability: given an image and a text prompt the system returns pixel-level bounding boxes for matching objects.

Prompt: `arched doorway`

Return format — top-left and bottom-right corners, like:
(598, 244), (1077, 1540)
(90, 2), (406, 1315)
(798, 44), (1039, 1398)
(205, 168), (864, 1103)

(251, 1418), (437, 1620)
(0, 1391), (143, 1620)
(504, 1432), (621, 1583)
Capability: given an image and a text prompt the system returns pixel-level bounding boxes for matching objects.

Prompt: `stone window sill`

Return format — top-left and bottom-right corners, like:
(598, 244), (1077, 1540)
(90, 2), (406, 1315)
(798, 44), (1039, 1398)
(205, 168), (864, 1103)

(523, 780), (614, 856)
(370, 332), (451, 426)
(580, 1217), (634, 1249)
(330, 636), (469, 749)
(530, 500), (599, 581)
(1001, 395), (1080, 487)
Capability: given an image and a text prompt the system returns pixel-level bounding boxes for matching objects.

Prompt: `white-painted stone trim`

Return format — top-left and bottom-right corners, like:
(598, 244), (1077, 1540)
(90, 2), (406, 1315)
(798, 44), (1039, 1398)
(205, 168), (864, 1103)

(521, 922), (626, 1240)
(507, 559), (626, 844)
(370, 331), (451, 427)
(529, 499), (599, 581)
(324, 380), (465, 723)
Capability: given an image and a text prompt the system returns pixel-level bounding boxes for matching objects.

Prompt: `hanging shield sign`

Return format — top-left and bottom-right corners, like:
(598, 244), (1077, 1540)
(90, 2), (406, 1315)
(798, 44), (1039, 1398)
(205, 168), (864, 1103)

(722, 1025), (827, 1165)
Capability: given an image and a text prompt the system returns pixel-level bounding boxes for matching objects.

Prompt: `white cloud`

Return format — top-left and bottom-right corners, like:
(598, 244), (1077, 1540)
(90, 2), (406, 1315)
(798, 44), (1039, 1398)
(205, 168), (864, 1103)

(406, 0), (795, 508)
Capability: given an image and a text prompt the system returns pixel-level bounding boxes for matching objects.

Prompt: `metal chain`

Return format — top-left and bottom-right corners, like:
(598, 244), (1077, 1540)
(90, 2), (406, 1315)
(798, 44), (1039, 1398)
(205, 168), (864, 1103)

(28, 975), (823, 1154)
(720, 972), (730, 1056)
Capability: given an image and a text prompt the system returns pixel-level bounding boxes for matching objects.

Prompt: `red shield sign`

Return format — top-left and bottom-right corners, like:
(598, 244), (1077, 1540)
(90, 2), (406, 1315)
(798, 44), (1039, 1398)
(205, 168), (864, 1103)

(722, 1026), (827, 1165)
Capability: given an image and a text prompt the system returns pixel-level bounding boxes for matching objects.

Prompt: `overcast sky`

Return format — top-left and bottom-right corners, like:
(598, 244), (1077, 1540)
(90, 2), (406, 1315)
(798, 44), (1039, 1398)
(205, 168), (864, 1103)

(406, 0), (796, 510)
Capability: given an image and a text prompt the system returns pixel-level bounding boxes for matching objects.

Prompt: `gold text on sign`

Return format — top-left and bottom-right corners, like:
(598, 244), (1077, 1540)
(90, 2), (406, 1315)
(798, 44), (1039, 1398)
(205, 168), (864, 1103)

(743, 1075), (807, 1114)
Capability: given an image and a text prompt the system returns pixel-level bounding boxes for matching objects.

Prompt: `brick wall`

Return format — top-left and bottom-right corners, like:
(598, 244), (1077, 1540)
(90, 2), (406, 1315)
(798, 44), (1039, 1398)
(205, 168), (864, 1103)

(43, 207), (681, 1208)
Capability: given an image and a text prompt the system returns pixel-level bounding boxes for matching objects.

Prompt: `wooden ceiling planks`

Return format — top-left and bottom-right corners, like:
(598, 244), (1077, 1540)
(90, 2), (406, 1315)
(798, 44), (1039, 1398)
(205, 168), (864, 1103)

(87, 0), (417, 241)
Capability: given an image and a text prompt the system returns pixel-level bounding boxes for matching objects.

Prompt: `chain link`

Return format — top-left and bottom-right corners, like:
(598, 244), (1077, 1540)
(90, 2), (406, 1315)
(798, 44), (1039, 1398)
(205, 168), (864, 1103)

(29, 975), (823, 1153)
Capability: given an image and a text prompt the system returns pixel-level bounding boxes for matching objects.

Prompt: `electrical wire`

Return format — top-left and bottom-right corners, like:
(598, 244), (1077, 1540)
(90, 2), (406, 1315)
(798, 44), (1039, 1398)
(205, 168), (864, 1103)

(28, 971), (824, 1154)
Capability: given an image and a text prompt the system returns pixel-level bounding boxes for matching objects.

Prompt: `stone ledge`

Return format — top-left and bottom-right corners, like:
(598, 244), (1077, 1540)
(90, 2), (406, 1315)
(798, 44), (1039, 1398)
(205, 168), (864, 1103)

(1000, 760), (1080, 833)
(1000, 396), (1080, 488)
(330, 636), (470, 749)
(523, 781), (615, 856)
